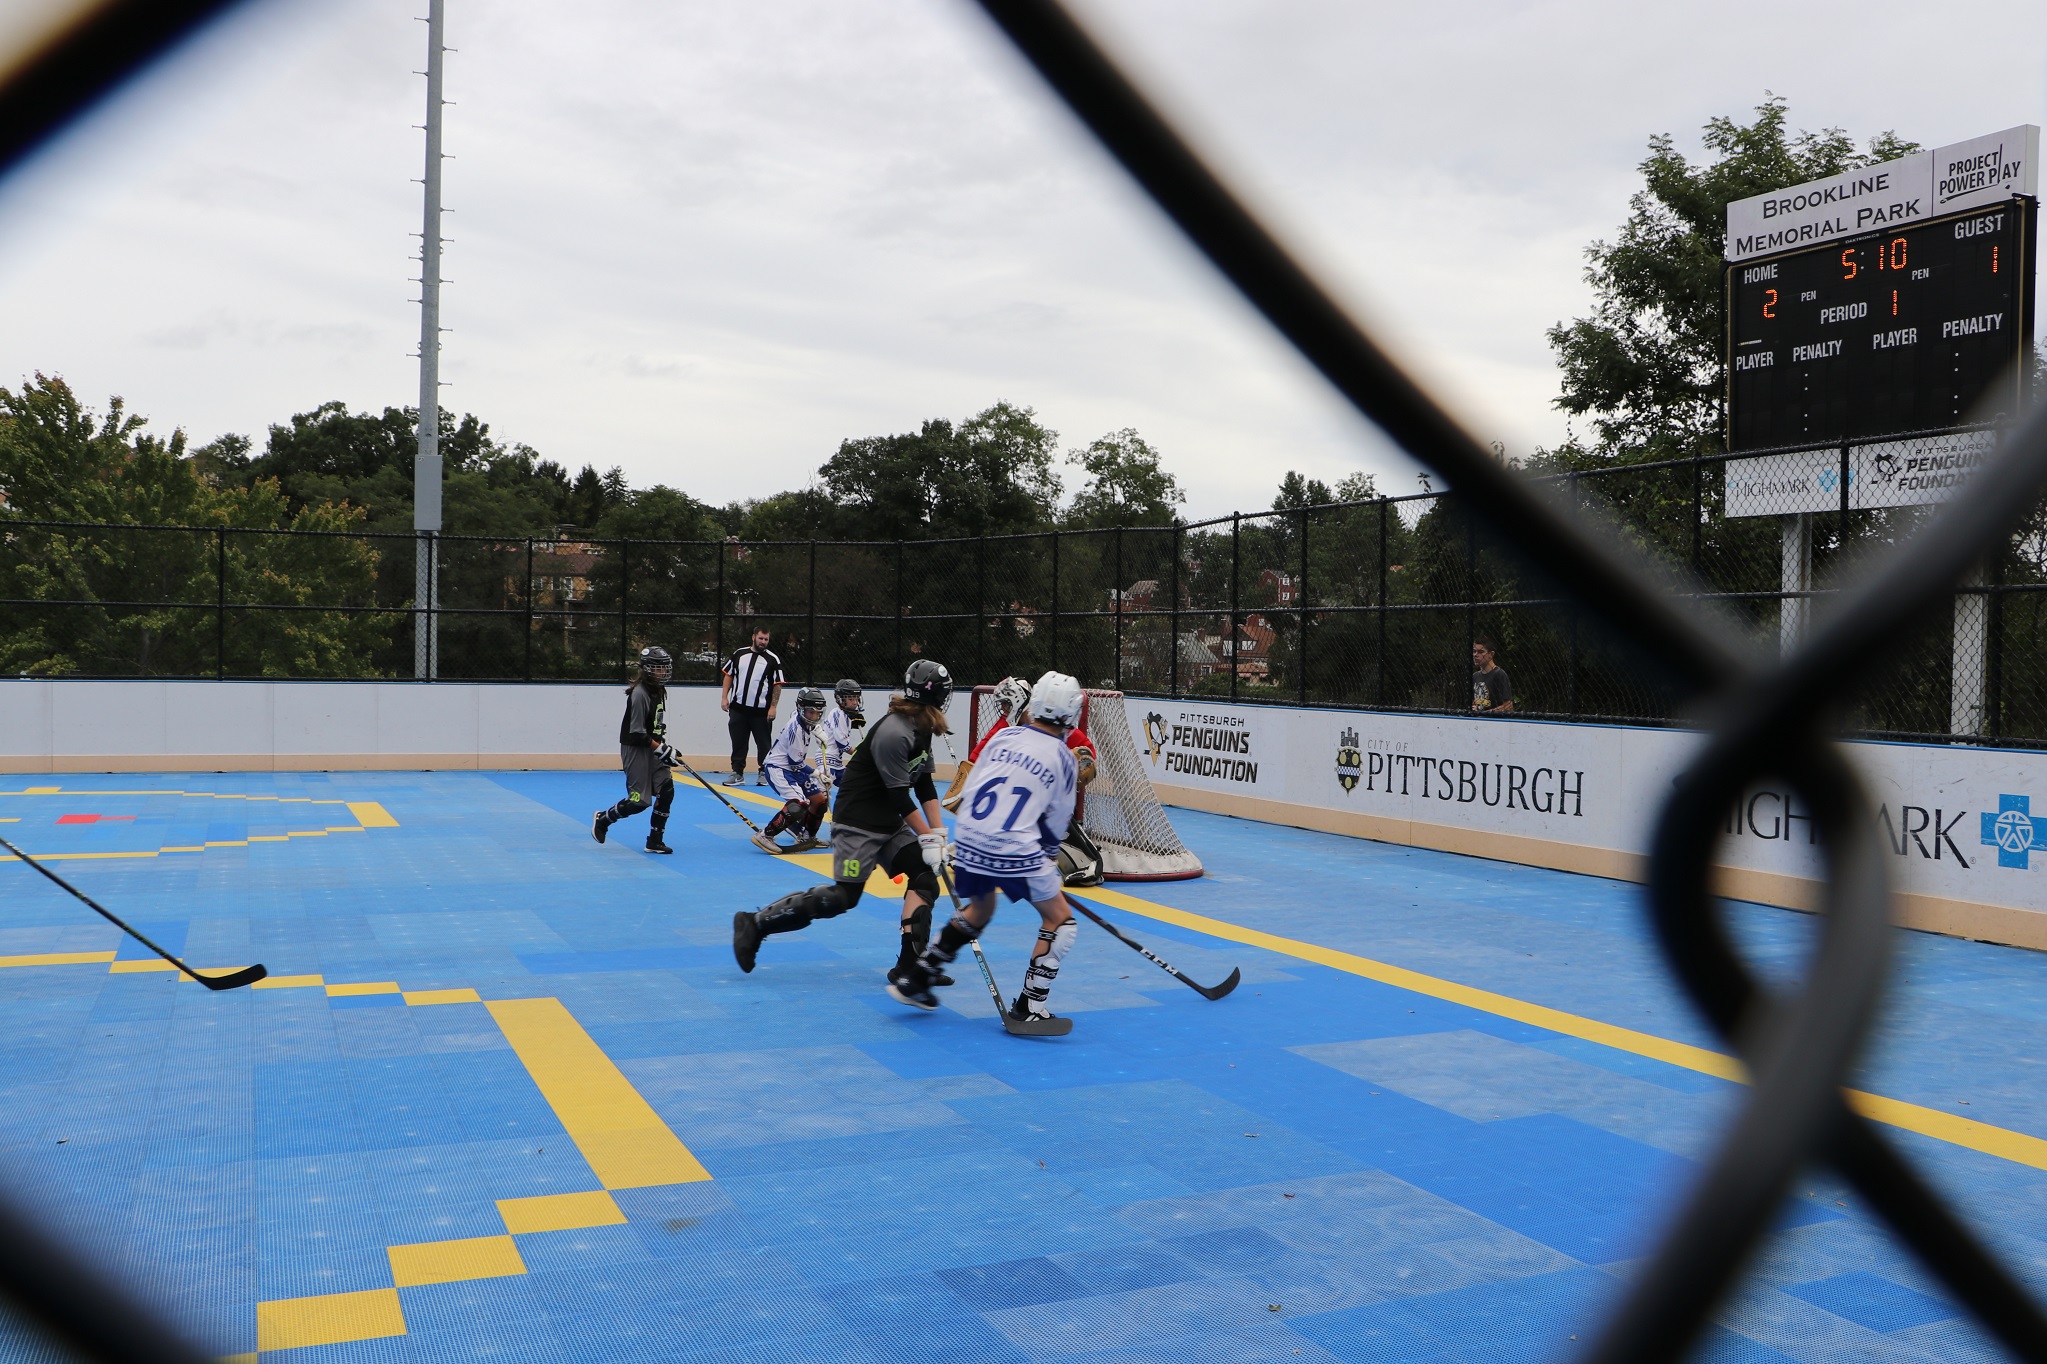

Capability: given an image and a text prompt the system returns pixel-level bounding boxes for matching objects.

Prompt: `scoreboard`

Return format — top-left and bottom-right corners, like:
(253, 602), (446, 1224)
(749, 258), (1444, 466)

(1726, 200), (2035, 450)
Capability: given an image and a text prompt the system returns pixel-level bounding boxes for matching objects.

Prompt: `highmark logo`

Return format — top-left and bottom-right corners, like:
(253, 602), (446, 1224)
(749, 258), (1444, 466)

(1980, 794), (2047, 869)
(1335, 728), (1362, 794)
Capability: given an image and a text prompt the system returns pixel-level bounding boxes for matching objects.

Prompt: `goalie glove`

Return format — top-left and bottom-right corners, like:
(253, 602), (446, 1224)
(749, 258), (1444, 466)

(1073, 744), (1098, 787)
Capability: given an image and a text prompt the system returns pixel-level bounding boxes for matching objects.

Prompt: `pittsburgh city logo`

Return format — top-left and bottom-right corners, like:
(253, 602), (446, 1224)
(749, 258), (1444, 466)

(1335, 728), (1362, 794)
(1143, 713), (1168, 766)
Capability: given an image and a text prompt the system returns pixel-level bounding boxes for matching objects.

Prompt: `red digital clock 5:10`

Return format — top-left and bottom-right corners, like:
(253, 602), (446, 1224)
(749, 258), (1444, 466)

(1727, 201), (2034, 451)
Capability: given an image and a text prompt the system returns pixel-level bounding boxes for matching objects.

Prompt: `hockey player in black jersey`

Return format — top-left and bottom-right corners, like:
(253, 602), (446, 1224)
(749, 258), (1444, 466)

(592, 645), (676, 854)
(732, 659), (954, 982)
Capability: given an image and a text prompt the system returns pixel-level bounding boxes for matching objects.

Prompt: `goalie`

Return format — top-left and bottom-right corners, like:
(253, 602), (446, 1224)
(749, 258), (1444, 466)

(942, 674), (1104, 887)
(751, 687), (830, 854)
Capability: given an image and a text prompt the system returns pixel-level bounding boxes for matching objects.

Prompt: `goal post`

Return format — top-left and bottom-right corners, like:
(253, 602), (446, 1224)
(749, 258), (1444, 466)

(967, 685), (1203, 882)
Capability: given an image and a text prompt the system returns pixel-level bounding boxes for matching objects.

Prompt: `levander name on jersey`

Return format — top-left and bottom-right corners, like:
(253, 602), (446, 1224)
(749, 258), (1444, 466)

(954, 725), (1076, 878)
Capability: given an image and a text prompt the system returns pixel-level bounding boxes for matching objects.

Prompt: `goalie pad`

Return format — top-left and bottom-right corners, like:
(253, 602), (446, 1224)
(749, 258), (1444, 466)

(940, 759), (973, 813)
(1057, 822), (1105, 888)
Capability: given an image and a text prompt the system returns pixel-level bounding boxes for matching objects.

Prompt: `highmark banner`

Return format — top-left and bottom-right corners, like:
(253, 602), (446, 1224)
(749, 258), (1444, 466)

(1123, 699), (2047, 934)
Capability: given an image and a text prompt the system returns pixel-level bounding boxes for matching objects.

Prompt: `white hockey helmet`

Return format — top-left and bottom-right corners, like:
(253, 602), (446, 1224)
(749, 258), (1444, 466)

(1028, 672), (1084, 729)
(992, 675), (1032, 719)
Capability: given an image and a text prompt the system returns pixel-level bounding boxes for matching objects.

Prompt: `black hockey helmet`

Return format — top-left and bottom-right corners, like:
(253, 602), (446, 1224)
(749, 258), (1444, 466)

(638, 645), (672, 682)
(795, 686), (827, 720)
(834, 678), (863, 713)
(902, 658), (953, 709)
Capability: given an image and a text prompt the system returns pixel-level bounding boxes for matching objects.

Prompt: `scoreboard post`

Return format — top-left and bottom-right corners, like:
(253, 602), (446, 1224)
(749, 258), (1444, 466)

(1722, 125), (2037, 733)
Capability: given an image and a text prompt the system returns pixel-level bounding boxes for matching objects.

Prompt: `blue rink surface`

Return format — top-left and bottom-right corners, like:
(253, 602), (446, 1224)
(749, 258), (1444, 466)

(0, 771), (2043, 1362)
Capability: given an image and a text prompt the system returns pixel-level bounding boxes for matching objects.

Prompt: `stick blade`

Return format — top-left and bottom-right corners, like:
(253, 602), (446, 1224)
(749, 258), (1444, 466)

(191, 963), (267, 992)
(1194, 967), (1241, 1001)
(1002, 1013), (1073, 1037)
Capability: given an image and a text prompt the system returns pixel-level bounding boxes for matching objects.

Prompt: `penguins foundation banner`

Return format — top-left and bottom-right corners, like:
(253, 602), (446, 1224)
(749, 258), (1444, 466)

(1121, 699), (2047, 933)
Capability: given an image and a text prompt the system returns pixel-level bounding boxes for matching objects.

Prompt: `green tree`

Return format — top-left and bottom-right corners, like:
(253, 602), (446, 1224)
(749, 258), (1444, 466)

(0, 376), (389, 676)
(1065, 429), (1184, 528)
(816, 401), (1061, 540)
(1548, 97), (1918, 455)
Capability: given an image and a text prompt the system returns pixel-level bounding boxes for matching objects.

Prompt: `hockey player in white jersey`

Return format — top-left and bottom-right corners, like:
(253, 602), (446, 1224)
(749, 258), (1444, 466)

(820, 679), (865, 784)
(754, 687), (830, 854)
(887, 670), (1083, 1028)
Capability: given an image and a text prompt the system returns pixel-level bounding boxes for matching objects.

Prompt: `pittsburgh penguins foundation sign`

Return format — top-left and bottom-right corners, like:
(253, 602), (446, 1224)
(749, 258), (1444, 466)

(1144, 709), (1260, 785)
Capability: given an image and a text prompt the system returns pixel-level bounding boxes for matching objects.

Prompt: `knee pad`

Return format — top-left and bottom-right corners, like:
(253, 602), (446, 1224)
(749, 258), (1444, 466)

(905, 867), (939, 905)
(781, 799), (807, 821)
(654, 783), (674, 815)
(813, 881), (861, 919)
(759, 882), (860, 935)
(929, 913), (980, 964)
(901, 899), (933, 951)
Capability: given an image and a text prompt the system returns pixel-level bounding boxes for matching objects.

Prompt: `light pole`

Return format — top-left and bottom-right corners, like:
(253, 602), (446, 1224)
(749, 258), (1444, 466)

(413, 0), (448, 678)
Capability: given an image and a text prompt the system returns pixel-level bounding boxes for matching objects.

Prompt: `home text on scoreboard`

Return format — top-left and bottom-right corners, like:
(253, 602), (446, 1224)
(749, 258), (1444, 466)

(1725, 201), (2035, 451)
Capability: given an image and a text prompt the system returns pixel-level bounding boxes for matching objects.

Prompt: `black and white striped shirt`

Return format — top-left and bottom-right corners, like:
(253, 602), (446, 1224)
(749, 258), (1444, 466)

(723, 646), (783, 709)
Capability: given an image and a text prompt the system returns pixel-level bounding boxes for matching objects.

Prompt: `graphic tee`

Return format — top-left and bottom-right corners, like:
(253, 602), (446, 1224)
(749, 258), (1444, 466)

(953, 723), (1078, 879)
(1472, 665), (1512, 713)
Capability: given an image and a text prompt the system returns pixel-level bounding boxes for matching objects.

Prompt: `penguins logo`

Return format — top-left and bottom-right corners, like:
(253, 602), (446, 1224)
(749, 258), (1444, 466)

(1335, 727), (1363, 794)
(1143, 712), (1169, 765)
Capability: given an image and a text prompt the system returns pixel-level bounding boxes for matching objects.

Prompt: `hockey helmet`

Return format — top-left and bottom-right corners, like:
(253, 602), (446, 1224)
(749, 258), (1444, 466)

(637, 645), (673, 683)
(992, 675), (1031, 720)
(902, 658), (953, 709)
(1028, 672), (1084, 728)
(833, 678), (864, 714)
(795, 686), (827, 721)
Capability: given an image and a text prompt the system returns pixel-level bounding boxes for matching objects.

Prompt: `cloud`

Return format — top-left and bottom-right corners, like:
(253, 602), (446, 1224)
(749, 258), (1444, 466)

(0, 0), (2039, 520)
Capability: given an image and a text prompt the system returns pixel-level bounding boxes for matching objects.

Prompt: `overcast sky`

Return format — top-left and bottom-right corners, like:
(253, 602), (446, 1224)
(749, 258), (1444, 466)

(0, 0), (2042, 520)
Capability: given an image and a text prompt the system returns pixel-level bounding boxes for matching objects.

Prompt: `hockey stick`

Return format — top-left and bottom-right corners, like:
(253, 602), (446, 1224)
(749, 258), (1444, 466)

(667, 750), (765, 835)
(0, 834), (266, 991)
(939, 867), (1071, 1037)
(1067, 897), (1239, 1001)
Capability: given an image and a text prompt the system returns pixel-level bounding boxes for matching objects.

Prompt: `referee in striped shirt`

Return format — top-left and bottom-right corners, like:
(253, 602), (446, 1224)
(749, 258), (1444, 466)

(720, 625), (784, 787)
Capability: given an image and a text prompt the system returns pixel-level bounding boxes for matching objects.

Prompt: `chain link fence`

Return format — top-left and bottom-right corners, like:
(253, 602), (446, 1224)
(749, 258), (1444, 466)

(3, 423), (2036, 744)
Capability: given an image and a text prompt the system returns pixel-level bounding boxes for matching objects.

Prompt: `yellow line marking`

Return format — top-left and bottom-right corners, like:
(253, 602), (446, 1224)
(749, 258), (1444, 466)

(252, 974), (326, 990)
(0, 818), (16, 823)
(497, 1189), (627, 1234)
(485, 997), (711, 1189)
(404, 987), (482, 1005)
(348, 801), (399, 827)
(1073, 885), (2047, 1171)
(328, 981), (401, 997)
(388, 1235), (525, 1288)
(0, 787), (356, 803)
(255, 1287), (405, 1352)
(108, 959), (182, 975)
(0, 951), (116, 969)
(0, 826), (371, 865)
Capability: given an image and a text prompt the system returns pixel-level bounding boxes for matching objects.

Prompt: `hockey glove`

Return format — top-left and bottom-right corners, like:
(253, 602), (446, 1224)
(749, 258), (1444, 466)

(918, 832), (946, 872)
(654, 742), (681, 769)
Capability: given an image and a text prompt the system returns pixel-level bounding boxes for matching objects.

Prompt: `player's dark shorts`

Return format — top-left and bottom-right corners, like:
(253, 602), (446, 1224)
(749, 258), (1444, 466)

(831, 821), (916, 886)
(621, 745), (672, 805)
(955, 866), (1062, 904)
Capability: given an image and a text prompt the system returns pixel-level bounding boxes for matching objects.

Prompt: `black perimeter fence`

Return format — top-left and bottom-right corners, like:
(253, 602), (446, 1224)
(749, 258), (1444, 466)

(4, 423), (2037, 747)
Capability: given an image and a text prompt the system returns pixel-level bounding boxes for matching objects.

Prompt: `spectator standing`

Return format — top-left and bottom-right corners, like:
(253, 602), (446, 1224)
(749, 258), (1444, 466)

(1471, 637), (1513, 715)
(721, 626), (784, 786)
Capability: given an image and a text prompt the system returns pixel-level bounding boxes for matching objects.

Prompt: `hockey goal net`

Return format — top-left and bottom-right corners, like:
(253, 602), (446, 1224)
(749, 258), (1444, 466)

(967, 685), (1203, 881)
